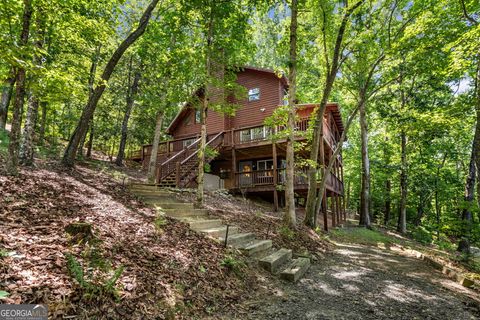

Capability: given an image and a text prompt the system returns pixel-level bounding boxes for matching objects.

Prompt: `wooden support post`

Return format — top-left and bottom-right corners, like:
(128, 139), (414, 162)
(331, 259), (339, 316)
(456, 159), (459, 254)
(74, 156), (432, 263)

(273, 142), (279, 212)
(336, 194), (341, 225)
(323, 190), (328, 231)
(231, 147), (236, 188)
(331, 192), (336, 228)
(175, 161), (180, 187)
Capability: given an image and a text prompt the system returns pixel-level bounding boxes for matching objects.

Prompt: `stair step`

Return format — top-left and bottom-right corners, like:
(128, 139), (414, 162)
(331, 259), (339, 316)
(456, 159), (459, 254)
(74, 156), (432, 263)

(137, 195), (180, 202)
(150, 202), (194, 209)
(219, 232), (255, 246)
(259, 248), (293, 273)
(200, 225), (239, 238)
(164, 209), (208, 218)
(280, 257), (310, 282)
(238, 240), (272, 257)
(189, 219), (223, 230)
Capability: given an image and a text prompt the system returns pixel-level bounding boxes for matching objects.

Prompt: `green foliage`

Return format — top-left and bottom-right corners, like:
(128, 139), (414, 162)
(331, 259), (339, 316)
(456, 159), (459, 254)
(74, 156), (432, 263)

(411, 226), (433, 245)
(220, 255), (245, 276)
(0, 291), (9, 300)
(154, 215), (168, 232)
(65, 252), (124, 300)
(279, 225), (296, 240)
(0, 129), (9, 157)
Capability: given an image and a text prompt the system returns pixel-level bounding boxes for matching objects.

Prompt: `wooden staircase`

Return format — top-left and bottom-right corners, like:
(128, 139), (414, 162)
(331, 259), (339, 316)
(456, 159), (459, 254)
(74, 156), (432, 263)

(130, 184), (311, 282)
(155, 132), (224, 188)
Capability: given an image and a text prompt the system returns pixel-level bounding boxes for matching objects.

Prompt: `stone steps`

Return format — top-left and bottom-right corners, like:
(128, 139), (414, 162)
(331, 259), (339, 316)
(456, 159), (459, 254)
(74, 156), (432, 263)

(200, 225), (239, 238)
(238, 240), (272, 257)
(163, 209), (208, 217)
(259, 248), (293, 273)
(219, 232), (255, 246)
(129, 183), (311, 283)
(280, 257), (311, 282)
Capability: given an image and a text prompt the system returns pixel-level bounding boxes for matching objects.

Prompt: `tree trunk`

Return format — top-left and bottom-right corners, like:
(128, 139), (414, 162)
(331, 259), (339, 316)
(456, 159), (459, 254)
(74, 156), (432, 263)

(6, 0), (33, 175)
(62, 0), (160, 167)
(359, 97), (371, 227)
(196, 5), (215, 206)
(415, 194), (424, 227)
(19, 95), (39, 165)
(459, 144), (476, 253)
(0, 69), (16, 130)
(284, 0), (298, 228)
(397, 130), (407, 234)
(20, 11), (46, 166)
(116, 62), (141, 166)
(38, 101), (47, 144)
(78, 45), (101, 158)
(147, 110), (164, 183)
(384, 179), (391, 225)
(86, 123), (94, 158)
(304, 0), (365, 227)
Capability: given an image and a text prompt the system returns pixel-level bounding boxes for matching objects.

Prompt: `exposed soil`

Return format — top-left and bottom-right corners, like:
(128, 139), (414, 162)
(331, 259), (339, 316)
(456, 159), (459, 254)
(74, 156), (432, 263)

(0, 160), (261, 319)
(228, 230), (480, 320)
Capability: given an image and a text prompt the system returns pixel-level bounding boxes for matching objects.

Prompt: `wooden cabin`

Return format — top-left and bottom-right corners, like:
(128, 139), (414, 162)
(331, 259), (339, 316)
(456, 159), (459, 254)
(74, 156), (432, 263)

(137, 66), (345, 216)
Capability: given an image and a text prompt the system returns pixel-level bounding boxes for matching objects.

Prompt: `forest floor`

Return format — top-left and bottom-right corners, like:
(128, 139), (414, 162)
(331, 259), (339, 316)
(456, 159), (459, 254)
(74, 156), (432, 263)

(228, 224), (480, 320)
(0, 158), (268, 319)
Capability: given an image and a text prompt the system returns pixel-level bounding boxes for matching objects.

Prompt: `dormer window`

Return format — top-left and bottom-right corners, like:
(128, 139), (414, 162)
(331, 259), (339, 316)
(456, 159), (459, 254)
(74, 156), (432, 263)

(248, 88), (260, 101)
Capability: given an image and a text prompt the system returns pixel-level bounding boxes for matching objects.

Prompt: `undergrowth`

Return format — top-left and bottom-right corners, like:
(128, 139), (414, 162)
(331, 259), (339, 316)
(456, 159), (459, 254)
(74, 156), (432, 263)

(65, 252), (124, 301)
(330, 228), (398, 246)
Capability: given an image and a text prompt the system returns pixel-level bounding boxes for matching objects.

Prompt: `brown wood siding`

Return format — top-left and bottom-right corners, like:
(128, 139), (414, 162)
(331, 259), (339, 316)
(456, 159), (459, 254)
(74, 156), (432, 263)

(232, 69), (283, 129)
(170, 107), (226, 139)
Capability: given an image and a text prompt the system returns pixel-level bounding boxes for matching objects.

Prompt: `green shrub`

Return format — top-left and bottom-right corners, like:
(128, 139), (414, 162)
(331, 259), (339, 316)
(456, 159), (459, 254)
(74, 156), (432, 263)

(65, 253), (124, 300)
(154, 215), (168, 232)
(411, 226), (433, 245)
(220, 255), (245, 276)
(279, 225), (296, 240)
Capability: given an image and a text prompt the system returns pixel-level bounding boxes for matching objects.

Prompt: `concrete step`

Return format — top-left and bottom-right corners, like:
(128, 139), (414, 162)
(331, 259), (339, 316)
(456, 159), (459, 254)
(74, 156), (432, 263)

(219, 232), (255, 247)
(200, 225), (239, 238)
(238, 240), (272, 257)
(150, 202), (194, 209)
(259, 248), (293, 273)
(137, 195), (180, 202)
(189, 219), (223, 231)
(164, 209), (208, 218)
(280, 257), (310, 282)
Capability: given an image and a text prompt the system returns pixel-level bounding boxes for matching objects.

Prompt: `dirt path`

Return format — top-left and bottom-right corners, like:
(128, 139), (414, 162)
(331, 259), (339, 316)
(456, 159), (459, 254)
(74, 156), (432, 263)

(231, 241), (480, 320)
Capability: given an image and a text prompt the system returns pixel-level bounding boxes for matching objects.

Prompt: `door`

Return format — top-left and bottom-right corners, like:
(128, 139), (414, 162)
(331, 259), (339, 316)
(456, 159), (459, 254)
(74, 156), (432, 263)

(239, 161), (253, 186)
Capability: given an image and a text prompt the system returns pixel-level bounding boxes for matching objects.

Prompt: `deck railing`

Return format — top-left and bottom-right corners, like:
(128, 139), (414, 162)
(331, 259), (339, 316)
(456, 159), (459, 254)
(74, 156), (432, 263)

(234, 167), (343, 193)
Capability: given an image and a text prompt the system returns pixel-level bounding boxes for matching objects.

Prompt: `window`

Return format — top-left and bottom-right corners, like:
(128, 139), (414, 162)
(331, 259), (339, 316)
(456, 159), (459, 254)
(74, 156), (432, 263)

(195, 110), (201, 124)
(183, 138), (196, 148)
(257, 159), (274, 177)
(248, 87), (260, 101)
(239, 126), (272, 142)
(283, 88), (289, 106)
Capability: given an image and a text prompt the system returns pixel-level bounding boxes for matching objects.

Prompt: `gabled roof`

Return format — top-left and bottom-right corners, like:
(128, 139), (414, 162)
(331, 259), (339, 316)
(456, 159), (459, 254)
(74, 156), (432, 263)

(296, 102), (344, 134)
(166, 66), (288, 134)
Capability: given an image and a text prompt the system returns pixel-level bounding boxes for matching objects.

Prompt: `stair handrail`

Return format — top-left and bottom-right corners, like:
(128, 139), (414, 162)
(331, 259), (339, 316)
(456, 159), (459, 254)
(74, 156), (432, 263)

(178, 132), (224, 187)
(180, 131), (224, 165)
(157, 136), (202, 182)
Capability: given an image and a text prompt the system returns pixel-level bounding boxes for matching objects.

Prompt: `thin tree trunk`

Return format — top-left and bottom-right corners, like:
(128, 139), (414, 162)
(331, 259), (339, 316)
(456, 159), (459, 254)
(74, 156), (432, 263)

(62, 0), (160, 167)
(86, 123), (94, 158)
(147, 110), (164, 183)
(284, 0), (298, 228)
(304, 0), (365, 227)
(6, 0), (33, 175)
(78, 45), (101, 158)
(397, 130), (407, 234)
(359, 97), (371, 227)
(20, 10), (46, 166)
(38, 101), (47, 144)
(459, 143), (476, 253)
(19, 95), (39, 165)
(116, 61), (141, 166)
(197, 5), (215, 206)
(0, 69), (16, 130)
